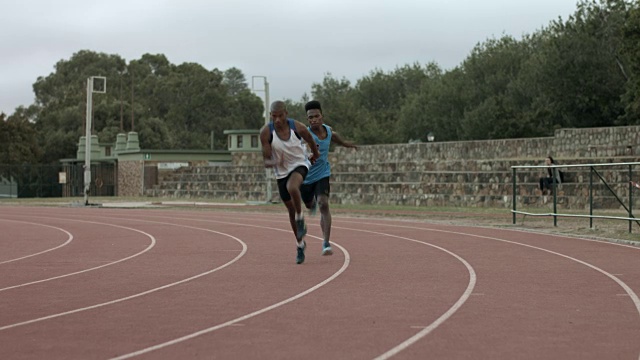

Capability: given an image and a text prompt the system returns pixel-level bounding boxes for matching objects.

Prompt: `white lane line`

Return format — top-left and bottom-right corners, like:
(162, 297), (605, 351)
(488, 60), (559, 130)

(0, 218), (157, 293)
(337, 216), (640, 251)
(219, 211), (640, 251)
(109, 213), (474, 360)
(0, 221), (246, 331)
(326, 217), (640, 312)
(204, 213), (640, 360)
(110, 235), (350, 360)
(322, 226), (476, 360)
(404, 224), (640, 314)
(0, 219), (74, 265)
(62, 213), (352, 360)
(349, 222), (640, 360)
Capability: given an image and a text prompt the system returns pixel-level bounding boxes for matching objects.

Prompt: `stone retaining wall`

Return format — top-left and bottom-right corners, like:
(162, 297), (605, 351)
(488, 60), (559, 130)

(145, 126), (640, 209)
(118, 160), (143, 197)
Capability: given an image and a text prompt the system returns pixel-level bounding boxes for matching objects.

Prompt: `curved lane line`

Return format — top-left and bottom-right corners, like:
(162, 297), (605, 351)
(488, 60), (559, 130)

(193, 211), (640, 251)
(0, 219), (74, 265)
(41, 213), (351, 360)
(329, 226), (477, 360)
(0, 221), (246, 331)
(332, 219), (640, 316)
(195, 213), (640, 359)
(103, 213), (472, 360)
(328, 221), (640, 360)
(110, 235), (350, 360)
(0, 217), (157, 293)
(338, 215), (640, 251)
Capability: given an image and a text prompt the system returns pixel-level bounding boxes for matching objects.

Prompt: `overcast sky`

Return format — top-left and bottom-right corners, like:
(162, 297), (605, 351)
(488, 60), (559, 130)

(0, 0), (578, 116)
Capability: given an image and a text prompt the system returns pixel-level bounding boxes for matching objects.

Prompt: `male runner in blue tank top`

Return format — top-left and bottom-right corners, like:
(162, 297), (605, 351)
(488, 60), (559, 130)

(260, 100), (320, 264)
(300, 100), (357, 255)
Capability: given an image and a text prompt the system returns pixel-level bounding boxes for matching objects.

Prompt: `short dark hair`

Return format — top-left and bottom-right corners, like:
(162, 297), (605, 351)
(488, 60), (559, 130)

(270, 100), (286, 112)
(305, 100), (322, 113)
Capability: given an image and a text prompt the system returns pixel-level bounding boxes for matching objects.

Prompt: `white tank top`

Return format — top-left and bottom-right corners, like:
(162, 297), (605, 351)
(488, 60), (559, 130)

(269, 119), (310, 179)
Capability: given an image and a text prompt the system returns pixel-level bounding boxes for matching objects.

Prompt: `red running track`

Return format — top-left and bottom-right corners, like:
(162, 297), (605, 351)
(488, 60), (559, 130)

(0, 205), (639, 360)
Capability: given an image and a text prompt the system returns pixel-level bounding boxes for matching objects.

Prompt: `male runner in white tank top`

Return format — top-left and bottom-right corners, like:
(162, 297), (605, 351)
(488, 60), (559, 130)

(260, 100), (320, 264)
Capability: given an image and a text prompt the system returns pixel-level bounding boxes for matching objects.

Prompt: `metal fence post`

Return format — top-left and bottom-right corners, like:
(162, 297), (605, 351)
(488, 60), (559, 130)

(512, 167), (517, 225)
(552, 167), (557, 227)
(629, 164), (633, 233)
(589, 167), (594, 229)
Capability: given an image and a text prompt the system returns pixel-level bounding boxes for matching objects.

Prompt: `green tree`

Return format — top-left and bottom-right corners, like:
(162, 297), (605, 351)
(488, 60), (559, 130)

(417, 68), (468, 142)
(161, 63), (225, 148)
(137, 117), (174, 149)
(0, 109), (41, 165)
(283, 98), (306, 123)
(396, 63), (446, 142)
(459, 36), (535, 139)
(32, 50), (126, 163)
(309, 74), (359, 142)
(352, 64), (429, 144)
(518, 0), (628, 131)
(223, 67), (248, 96)
(620, 3), (640, 123)
(30, 50), (264, 156)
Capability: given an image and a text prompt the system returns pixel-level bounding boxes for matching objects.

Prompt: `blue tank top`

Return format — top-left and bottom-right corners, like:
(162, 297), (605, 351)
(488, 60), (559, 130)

(304, 124), (331, 184)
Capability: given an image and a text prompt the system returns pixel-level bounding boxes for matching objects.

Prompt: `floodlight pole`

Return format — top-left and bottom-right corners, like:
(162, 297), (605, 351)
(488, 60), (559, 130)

(84, 76), (106, 205)
(252, 76), (271, 202)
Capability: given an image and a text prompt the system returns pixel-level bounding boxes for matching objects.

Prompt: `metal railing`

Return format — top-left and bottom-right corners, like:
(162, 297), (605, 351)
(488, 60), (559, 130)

(0, 163), (116, 199)
(0, 164), (63, 198)
(511, 162), (640, 233)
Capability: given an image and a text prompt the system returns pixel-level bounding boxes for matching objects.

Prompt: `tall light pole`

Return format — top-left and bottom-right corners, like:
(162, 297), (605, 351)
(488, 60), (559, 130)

(252, 76), (271, 202)
(84, 76), (106, 205)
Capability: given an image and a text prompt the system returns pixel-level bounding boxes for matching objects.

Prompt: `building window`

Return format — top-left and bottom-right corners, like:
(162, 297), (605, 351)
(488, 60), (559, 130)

(251, 135), (258, 148)
(237, 135), (243, 148)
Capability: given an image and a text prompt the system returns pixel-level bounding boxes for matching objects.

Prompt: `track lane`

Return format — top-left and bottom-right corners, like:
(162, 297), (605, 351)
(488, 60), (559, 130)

(186, 211), (640, 359)
(0, 219), (73, 264)
(1, 206), (639, 359)
(106, 211), (474, 360)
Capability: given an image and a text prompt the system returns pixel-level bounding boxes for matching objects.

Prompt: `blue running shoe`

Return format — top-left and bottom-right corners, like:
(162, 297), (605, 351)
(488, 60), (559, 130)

(295, 218), (307, 240)
(321, 241), (333, 256)
(296, 240), (306, 264)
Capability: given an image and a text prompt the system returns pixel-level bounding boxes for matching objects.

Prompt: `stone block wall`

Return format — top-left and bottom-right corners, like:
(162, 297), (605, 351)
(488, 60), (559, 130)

(144, 125), (640, 210)
(151, 165), (275, 202)
(553, 126), (640, 158)
(118, 160), (144, 197)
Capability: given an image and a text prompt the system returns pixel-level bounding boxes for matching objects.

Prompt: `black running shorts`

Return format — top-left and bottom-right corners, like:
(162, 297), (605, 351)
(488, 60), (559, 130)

(300, 176), (330, 205)
(276, 166), (309, 202)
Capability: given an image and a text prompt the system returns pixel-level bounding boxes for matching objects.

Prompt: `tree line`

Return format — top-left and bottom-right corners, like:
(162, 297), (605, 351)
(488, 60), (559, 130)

(1, 52), (264, 165)
(285, 0), (640, 144)
(1, 0), (638, 166)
